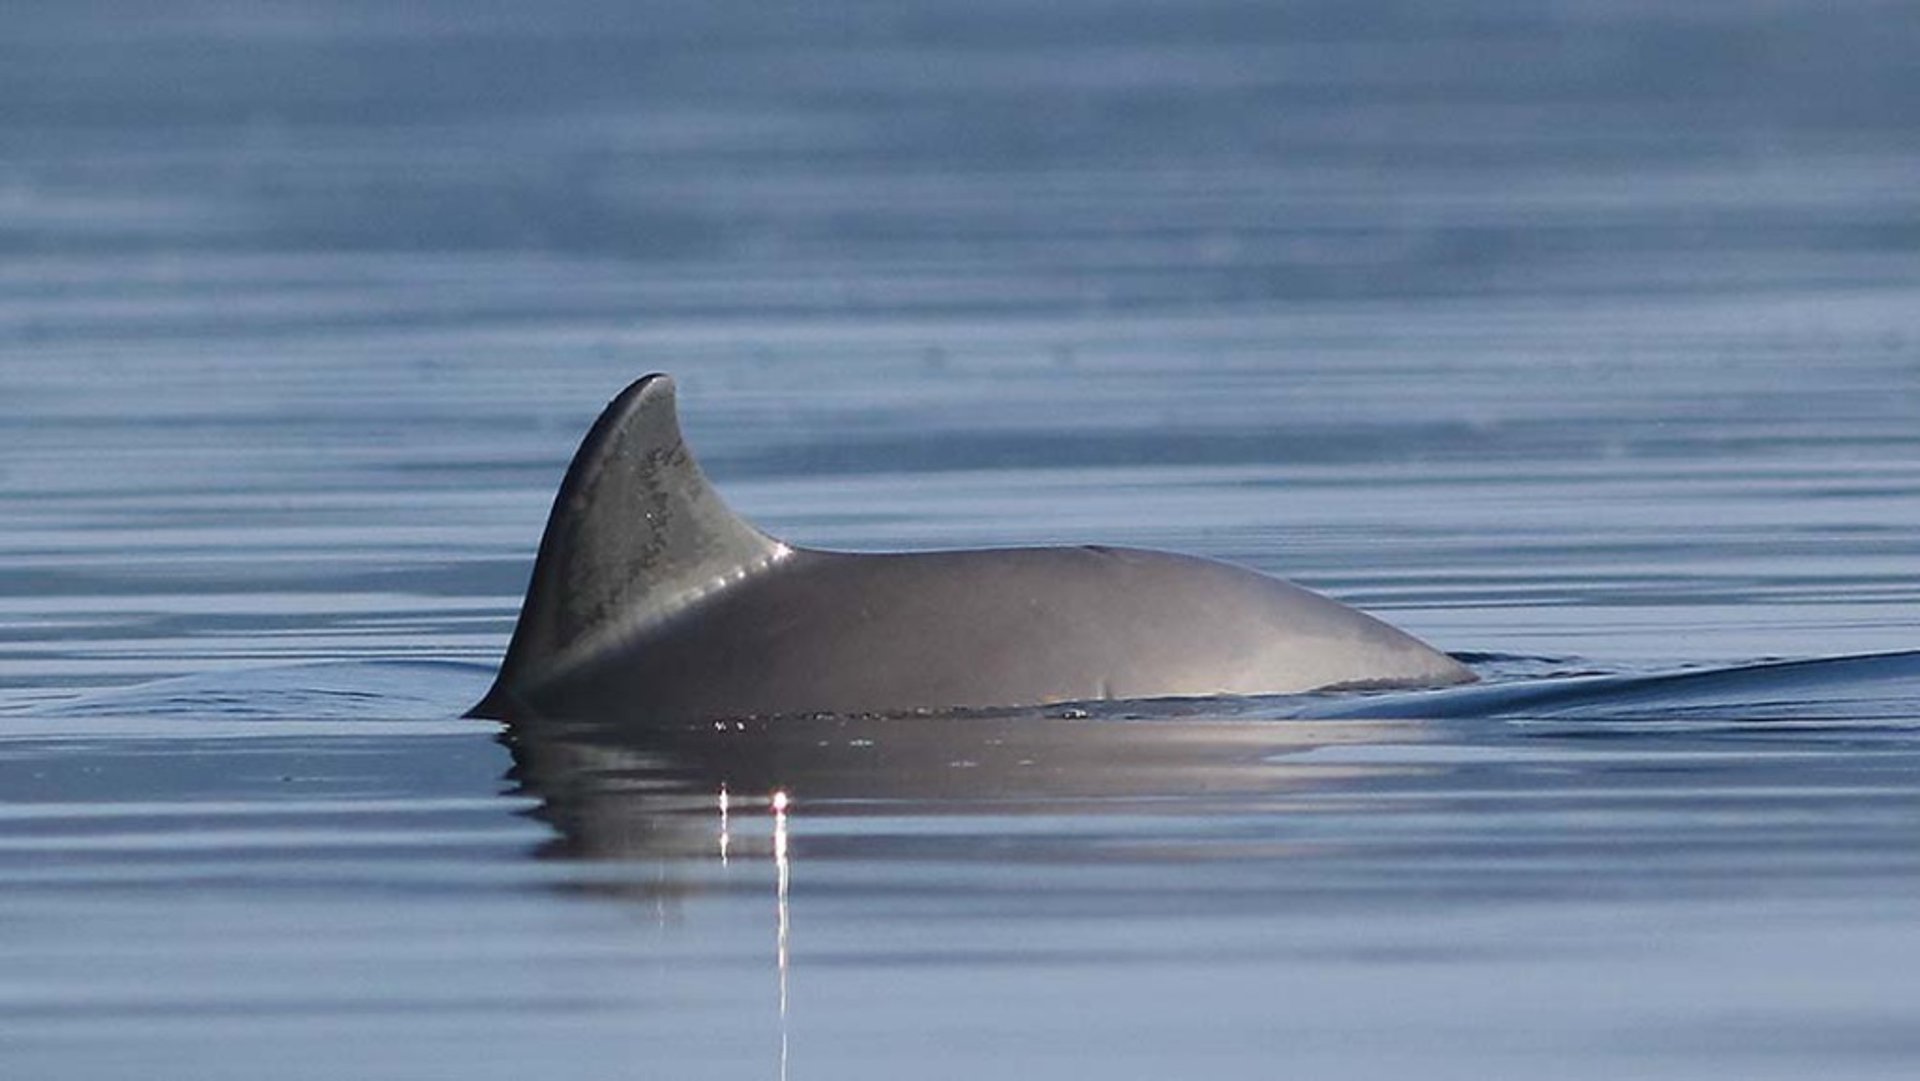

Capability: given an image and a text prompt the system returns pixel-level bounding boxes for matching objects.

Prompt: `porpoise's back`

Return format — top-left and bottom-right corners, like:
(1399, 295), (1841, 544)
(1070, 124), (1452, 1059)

(473, 375), (1473, 724)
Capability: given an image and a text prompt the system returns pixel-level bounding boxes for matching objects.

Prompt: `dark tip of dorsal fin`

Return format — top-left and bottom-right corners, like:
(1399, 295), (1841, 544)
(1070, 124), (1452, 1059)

(483, 374), (788, 708)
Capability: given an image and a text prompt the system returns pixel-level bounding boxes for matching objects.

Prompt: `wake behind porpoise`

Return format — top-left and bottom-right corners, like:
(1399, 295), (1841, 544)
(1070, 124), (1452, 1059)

(1307, 649), (1920, 725)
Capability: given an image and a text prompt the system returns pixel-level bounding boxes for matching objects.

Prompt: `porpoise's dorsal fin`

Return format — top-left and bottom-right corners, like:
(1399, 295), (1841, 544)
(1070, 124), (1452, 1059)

(484, 375), (788, 708)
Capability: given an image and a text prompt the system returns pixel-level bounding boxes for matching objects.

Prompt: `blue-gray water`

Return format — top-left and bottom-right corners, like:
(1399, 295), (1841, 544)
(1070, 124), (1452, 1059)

(4, 2), (1919, 1078)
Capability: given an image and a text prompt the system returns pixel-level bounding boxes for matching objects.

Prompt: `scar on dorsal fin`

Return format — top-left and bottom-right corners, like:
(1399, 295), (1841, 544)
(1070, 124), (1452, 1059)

(475, 375), (788, 716)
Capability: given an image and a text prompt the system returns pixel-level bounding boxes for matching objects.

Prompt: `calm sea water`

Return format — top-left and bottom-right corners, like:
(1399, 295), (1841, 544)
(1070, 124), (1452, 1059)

(4, 2), (1919, 1078)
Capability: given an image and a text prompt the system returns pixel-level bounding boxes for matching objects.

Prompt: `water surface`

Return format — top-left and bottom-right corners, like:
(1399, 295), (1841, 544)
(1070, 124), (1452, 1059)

(4, 2), (1919, 1078)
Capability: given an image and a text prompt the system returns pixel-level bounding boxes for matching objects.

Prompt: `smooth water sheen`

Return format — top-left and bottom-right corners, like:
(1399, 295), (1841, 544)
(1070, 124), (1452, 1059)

(4, 2), (1919, 1078)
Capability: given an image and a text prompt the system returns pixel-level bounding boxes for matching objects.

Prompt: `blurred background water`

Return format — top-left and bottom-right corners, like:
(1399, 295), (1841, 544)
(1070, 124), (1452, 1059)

(2, 1), (1918, 1078)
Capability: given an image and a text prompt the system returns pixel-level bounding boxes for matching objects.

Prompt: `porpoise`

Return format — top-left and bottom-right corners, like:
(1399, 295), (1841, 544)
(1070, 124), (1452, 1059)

(471, 374), (1473, 724)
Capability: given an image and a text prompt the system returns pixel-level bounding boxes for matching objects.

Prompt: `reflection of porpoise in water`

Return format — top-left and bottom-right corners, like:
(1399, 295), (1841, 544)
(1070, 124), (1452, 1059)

(507, 711), (1432, 863)
(470, 374), (1473, 725)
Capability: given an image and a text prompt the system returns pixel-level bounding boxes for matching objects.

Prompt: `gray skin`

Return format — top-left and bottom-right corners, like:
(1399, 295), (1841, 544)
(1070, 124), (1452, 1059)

(470, 375), (1474, 725)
